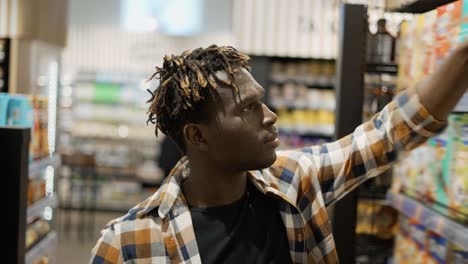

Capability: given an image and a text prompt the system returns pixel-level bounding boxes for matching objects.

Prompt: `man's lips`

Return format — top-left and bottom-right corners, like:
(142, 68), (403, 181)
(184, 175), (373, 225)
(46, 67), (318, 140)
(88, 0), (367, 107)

(264, 132), (279, 143)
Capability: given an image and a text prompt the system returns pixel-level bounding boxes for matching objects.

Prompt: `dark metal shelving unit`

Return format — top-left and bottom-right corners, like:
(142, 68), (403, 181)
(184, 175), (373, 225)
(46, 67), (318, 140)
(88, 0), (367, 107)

(2, 127), (60, 264)
(331, 4), (368, 264)
(389, 0), (458, 13)
(2, 127), (30, 264)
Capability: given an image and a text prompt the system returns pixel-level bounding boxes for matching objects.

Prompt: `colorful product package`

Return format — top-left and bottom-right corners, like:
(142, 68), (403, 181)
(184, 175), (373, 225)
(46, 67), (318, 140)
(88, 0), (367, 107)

(394, 217), (430, 264)
(424, 114), (468, 222)
(426, 133), (450, 217)
(396, 20), (411, 92)
(421, 10), (438, 77)
(426, 232), (449, 264)
(395, 114), (468, 222)
(409, 221), (429, 263)
(447, 244), (468, 264)
(0, 92), (9, 125)
(435, 1), (464, 67)
(394, 216), (413, 264)
(30, 96), (49, 159)
(398, 142), (435, 199)
(6, 94), (33, 127)
(394, 231), (415, 264)
(410, 15), (427, 85)
(447, 114), (468, 223)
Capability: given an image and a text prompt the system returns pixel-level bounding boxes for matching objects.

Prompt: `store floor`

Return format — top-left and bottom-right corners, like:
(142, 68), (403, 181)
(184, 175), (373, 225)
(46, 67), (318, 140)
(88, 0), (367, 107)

(56, 209), (122, 264)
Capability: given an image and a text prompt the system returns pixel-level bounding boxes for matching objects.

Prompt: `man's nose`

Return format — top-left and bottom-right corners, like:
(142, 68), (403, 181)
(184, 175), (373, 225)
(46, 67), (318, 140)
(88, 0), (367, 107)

(262, 103), (278, 126)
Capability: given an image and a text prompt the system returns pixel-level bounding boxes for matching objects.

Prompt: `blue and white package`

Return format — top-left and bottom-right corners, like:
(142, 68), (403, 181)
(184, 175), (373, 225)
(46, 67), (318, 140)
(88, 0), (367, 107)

(0, 92), (9, 125)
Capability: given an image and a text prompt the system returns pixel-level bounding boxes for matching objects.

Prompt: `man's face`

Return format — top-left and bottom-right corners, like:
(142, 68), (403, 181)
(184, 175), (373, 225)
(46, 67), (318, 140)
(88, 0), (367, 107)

(203, 68), (279, 171)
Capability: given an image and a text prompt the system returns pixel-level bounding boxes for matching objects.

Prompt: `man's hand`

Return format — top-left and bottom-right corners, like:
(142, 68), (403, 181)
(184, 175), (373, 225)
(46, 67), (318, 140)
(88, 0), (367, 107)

(416, 39), (468, 120)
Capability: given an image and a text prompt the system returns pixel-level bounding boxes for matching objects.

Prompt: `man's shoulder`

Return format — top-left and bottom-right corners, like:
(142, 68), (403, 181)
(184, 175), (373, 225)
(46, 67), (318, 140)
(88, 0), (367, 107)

(101, 208), (165, 245)
(102, 193), (165, 234)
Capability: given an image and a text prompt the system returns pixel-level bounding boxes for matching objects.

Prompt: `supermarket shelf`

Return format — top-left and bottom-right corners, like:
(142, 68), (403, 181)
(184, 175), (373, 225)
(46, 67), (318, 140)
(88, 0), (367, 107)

(71, 134), (155, 142)
(259, 55), (336, 62)
(60, 201), (136, 213)
(71, 135), (158, 143)
(358, 191), (389, 202)
(27, 195), (58, 223)
(386, 192), (468, 248)
(29, 154), (61, 178)
(270, 104), (336, 112)
(388, 0), (457, 13)
(270, 74), (335, 88)
(358, 198), (391, 207)
(278, 128), (334, 138)
(73, 98), (147, 110)
(25, 231), (57, 264)
(73, 118), (147, 127)
(365, 63), (398, 74)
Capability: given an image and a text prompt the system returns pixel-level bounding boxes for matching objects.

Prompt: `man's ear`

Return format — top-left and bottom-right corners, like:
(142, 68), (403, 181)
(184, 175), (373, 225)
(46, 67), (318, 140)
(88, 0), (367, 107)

(183, 123), (209, 151)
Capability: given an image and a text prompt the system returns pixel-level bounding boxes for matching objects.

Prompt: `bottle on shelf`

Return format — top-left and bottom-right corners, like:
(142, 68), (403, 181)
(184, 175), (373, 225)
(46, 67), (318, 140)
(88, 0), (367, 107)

(370, 19), (396, 64)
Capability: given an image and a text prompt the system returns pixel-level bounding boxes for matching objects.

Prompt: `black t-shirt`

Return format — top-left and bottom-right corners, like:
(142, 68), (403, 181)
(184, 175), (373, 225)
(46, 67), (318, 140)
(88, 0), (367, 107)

(190, 183), (292, 264)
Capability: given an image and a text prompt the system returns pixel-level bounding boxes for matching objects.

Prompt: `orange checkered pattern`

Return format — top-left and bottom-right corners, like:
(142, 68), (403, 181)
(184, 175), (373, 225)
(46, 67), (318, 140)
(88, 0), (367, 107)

(90, 89), (445, 263)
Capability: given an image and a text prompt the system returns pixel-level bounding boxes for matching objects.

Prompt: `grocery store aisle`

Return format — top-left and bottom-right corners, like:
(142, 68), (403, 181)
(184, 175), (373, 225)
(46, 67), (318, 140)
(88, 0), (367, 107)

(56, 209), (122, 264)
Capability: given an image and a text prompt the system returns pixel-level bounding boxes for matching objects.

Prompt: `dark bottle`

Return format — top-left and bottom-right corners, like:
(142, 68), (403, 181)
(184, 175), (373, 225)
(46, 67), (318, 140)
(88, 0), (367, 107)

(372, 19), (395, 64)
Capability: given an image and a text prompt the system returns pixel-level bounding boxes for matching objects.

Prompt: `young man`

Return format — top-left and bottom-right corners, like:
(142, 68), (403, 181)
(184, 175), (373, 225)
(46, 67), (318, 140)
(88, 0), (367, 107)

(90, 44), (468, 263)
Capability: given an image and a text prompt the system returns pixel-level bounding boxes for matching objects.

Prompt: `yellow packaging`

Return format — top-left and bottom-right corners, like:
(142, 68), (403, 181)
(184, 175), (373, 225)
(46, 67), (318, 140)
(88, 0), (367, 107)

(396, 21), (410, 92)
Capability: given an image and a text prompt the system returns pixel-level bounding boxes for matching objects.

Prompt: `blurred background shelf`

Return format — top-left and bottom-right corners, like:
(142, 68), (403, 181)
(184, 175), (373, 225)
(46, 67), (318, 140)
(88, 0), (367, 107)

(270, 74), (336, 88)
(27, 196), (58, 223)
(386, 192), (468, 248)
(365, 63), (398, 74)
(278, 128), (334, 138)
(25, 231), (57, 264)
(60, 201), (138, 213)
(29, 154), (61, 178)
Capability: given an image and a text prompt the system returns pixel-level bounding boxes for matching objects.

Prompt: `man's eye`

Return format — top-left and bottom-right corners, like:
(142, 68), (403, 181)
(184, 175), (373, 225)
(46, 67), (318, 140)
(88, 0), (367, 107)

(242, 103), (256, 112)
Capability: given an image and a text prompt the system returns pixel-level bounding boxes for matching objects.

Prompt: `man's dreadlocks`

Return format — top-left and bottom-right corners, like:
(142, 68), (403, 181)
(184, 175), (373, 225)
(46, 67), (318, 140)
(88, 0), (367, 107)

(147, 45), (251, 153)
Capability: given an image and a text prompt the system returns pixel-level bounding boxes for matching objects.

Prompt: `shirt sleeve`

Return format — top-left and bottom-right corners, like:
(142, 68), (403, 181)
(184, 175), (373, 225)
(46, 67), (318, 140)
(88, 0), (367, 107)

(274, 89), (447, 206)
(90, 224), (124, 264)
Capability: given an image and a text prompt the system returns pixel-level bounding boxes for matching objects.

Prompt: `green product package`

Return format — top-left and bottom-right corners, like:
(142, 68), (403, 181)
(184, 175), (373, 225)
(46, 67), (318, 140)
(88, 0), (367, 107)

(427, 134), (450, 217)
(93, 83), (121, 104)
(428, 114), (468, 223)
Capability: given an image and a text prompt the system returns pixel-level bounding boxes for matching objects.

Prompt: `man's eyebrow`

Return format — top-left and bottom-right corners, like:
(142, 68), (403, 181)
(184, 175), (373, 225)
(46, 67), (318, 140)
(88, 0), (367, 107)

(241, 87), (265, 103)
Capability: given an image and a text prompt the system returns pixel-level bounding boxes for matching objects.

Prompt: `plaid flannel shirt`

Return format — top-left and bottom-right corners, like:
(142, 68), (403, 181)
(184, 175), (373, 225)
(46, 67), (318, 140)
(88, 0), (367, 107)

(90, 89), (445, 264)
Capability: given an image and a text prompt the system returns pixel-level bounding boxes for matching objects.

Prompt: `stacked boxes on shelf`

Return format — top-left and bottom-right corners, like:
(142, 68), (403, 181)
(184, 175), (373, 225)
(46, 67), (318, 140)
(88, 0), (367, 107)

(268, 60), (336, 144)
(356, 200), (399, 239)
(59, 74), (163, 212)
(70, 82), (153, 140)
(397, 0), (468, 106)
(393, 216), (468, 263)
(393, 0), (468, 223)
(393, 114), (468, 222)
(0, 92), (50, 160)
(393, 1), (468, 222)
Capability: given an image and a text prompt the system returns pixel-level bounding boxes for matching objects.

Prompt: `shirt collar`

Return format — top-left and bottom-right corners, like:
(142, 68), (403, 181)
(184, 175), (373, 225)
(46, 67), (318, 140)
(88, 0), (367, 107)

(136, 156), (274, 219)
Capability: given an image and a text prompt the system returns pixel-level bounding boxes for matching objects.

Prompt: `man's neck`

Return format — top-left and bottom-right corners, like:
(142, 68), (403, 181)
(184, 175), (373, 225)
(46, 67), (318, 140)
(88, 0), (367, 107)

(181, 159), (247, 208)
